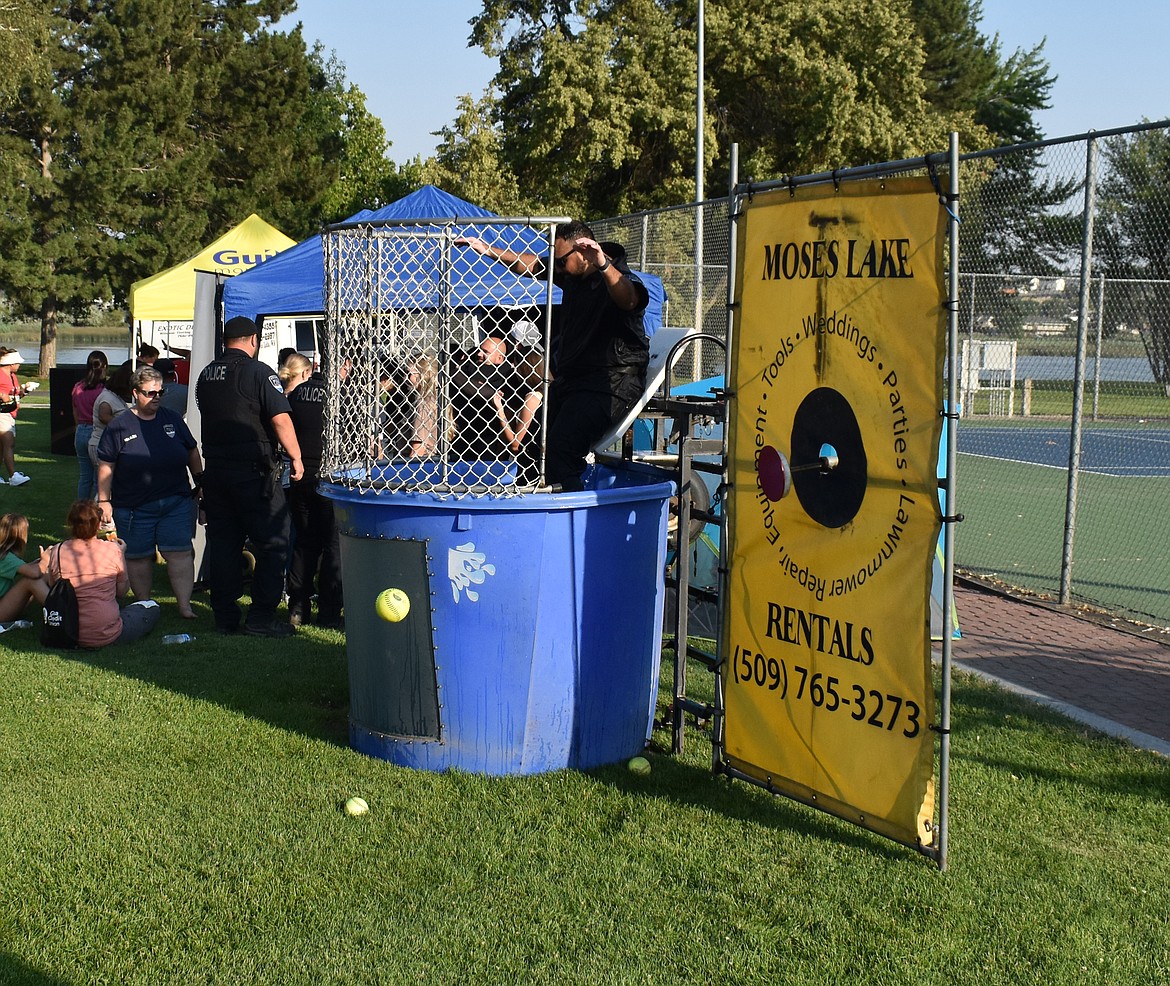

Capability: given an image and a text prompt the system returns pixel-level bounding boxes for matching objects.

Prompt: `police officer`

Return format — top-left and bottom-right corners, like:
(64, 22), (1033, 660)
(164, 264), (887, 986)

(195, 316), (303, 637)
(283, 354), (343, 629)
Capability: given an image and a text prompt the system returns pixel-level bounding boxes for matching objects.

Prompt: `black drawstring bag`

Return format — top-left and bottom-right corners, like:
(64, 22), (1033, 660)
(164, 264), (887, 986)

(41, 544), (80, 649)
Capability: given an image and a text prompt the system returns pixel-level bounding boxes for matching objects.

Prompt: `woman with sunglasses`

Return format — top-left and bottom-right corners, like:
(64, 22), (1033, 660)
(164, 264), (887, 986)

(95, 365), (204, 620)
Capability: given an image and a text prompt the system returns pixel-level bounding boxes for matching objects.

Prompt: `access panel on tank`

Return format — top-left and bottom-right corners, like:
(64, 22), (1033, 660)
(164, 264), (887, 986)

(340, 535), (440, 740)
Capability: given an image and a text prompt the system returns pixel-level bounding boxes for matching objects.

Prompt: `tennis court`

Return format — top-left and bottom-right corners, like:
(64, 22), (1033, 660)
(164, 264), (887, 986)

(958, 423), (1170, 477)
(955, 422), (1170, 625)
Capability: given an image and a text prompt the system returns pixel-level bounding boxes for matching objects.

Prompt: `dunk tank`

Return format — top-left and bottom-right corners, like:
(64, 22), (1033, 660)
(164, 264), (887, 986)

(319, 215), (674, 774)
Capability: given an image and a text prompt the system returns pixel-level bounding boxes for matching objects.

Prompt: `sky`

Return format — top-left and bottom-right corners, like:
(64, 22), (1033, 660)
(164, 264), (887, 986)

(285, 0), (1170, 164)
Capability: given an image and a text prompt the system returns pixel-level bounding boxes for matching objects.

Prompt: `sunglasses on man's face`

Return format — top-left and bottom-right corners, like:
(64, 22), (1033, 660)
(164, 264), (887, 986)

(137, 389), (165, 398)
(553, 244), (580, 271)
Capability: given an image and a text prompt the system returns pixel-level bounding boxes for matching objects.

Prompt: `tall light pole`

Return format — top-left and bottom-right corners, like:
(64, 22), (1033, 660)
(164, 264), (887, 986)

(696, 0), (704, 205)
(693, 0), (705, 352)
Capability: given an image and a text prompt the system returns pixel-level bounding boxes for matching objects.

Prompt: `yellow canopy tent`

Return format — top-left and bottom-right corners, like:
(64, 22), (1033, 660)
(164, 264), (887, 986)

(129, 214), (295, 356)
(130, 213), (295, 319)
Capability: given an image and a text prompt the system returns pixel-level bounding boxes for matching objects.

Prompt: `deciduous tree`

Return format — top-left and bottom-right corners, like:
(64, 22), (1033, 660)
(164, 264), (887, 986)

(309, 48), (420, 221)
(423, 92), (525, 215)
(1096, 126), (1170, 389)
(468, 0), (971, 215)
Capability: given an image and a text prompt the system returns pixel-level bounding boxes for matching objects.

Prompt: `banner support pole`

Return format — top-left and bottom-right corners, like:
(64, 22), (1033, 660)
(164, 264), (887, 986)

(936, 132), (961, 871)
(712, 142), (740, 775)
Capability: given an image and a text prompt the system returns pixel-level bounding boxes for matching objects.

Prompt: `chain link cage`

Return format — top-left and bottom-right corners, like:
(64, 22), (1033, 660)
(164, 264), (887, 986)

(321, 219), (562, 497)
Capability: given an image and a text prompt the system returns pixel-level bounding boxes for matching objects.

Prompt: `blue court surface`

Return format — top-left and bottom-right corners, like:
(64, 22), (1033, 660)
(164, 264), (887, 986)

(958, 424), (1170, 478)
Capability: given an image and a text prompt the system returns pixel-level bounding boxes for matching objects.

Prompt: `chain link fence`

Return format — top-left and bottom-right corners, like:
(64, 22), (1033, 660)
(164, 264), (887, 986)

(592, 198), (730, 385)
(955, 124), (1170, 625)
(590, 121), (1170, 625)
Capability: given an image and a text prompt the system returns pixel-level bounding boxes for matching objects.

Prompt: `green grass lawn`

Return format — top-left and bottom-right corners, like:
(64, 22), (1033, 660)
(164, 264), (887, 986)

(960, 379), (1170, 421)
(2, 406), (1169, 984)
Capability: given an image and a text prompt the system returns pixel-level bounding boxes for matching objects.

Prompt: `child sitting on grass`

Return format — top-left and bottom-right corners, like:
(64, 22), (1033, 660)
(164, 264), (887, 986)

(0, 513), (49, 622)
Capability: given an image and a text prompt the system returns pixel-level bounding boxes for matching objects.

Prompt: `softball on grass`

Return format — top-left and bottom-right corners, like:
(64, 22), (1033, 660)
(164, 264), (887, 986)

(627, 756), (651, 776)
(344, 796), (369, 817)
(375, 587), (410, 623)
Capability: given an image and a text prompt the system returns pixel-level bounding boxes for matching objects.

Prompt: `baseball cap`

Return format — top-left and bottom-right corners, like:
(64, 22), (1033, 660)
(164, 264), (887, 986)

(154, 358), (176, 377)
(224, 316), (258, 339)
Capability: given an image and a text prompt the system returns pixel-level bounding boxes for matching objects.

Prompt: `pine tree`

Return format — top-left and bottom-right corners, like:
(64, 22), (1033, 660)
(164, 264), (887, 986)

(0, 0), (362, 371)
(0, 4), (86, 373)
(0, 0), (50, 104)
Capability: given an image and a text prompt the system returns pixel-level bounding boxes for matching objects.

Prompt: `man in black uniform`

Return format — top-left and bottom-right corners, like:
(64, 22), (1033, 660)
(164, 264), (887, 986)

(285, 366), (343, 629)
(455, 220), (649, 490)
(195, 316), (303, 636)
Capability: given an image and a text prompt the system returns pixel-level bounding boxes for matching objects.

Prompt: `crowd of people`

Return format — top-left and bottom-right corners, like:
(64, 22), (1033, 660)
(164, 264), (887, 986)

(2, 222), (650, 644)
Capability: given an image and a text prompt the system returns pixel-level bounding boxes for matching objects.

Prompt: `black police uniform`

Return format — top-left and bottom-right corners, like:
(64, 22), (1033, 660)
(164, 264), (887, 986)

(285, 373), (343, 626)
(546, 241), (650, 490)
(195, 346), (294, 632)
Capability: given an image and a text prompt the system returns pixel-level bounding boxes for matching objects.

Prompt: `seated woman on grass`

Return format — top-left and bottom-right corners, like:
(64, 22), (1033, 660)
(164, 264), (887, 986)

(37, 500), (160, 648)
(0, 514), (49, 621)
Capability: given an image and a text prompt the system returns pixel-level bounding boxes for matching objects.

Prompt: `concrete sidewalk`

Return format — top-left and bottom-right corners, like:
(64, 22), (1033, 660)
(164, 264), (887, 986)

(946, 580), (1170, 757)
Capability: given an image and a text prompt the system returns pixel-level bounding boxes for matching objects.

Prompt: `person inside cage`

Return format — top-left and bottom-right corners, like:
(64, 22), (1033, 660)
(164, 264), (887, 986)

(376, 359), (416, 460)
(406, 353), (455, 458)
(449, 331), (532, 465)
(506, 344), (545, 484)
(336, 356), (377, 465)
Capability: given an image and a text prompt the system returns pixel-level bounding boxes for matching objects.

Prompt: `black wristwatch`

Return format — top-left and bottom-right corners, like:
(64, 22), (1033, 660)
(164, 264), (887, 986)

(597, 257), (611, 273)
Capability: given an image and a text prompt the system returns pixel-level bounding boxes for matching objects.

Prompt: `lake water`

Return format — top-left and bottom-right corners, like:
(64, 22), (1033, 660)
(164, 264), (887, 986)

(56, 343), (134, 365)
(3, 335), (131, 366)
(1015, 355), (1155, 382)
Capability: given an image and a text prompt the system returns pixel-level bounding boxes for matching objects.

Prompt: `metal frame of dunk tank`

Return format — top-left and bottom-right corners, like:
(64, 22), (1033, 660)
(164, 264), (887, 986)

(712, 137), (960, 869)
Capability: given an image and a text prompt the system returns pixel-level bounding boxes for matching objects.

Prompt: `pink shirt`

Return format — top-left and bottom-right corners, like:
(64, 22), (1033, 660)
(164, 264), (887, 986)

(0, 368), (19, 417)
(40, 538), (127, 648)
(72, 381), (103, 425)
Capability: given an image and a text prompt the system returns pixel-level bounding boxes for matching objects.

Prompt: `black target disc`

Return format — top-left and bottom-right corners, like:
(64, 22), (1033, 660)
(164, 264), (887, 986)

(790, 386), (868, 528)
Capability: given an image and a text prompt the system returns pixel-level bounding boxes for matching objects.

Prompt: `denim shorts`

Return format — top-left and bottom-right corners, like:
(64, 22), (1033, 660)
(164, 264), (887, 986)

(113, 494), (197, 559)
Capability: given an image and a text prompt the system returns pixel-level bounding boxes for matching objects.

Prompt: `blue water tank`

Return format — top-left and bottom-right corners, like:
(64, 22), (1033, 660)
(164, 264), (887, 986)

(323, 461), (675, 774)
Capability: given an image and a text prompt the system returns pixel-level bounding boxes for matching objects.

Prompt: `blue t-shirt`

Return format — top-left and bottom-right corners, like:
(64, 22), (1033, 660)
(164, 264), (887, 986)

(97, 408), (197, 508)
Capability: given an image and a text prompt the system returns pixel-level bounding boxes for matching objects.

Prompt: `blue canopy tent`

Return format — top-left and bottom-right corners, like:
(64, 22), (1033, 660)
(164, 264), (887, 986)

(223, 185), (665, 329)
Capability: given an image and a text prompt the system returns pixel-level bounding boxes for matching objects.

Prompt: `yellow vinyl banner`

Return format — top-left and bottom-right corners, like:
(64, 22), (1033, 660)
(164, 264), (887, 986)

(722, 177), (945, 849)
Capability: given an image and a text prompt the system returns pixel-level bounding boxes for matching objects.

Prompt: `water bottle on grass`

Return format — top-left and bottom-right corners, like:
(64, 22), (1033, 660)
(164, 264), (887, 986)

(162, 634), (194, 645)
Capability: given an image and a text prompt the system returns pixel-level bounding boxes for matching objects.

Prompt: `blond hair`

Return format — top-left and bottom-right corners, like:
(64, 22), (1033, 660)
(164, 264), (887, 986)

(279, 353), (313, 391)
